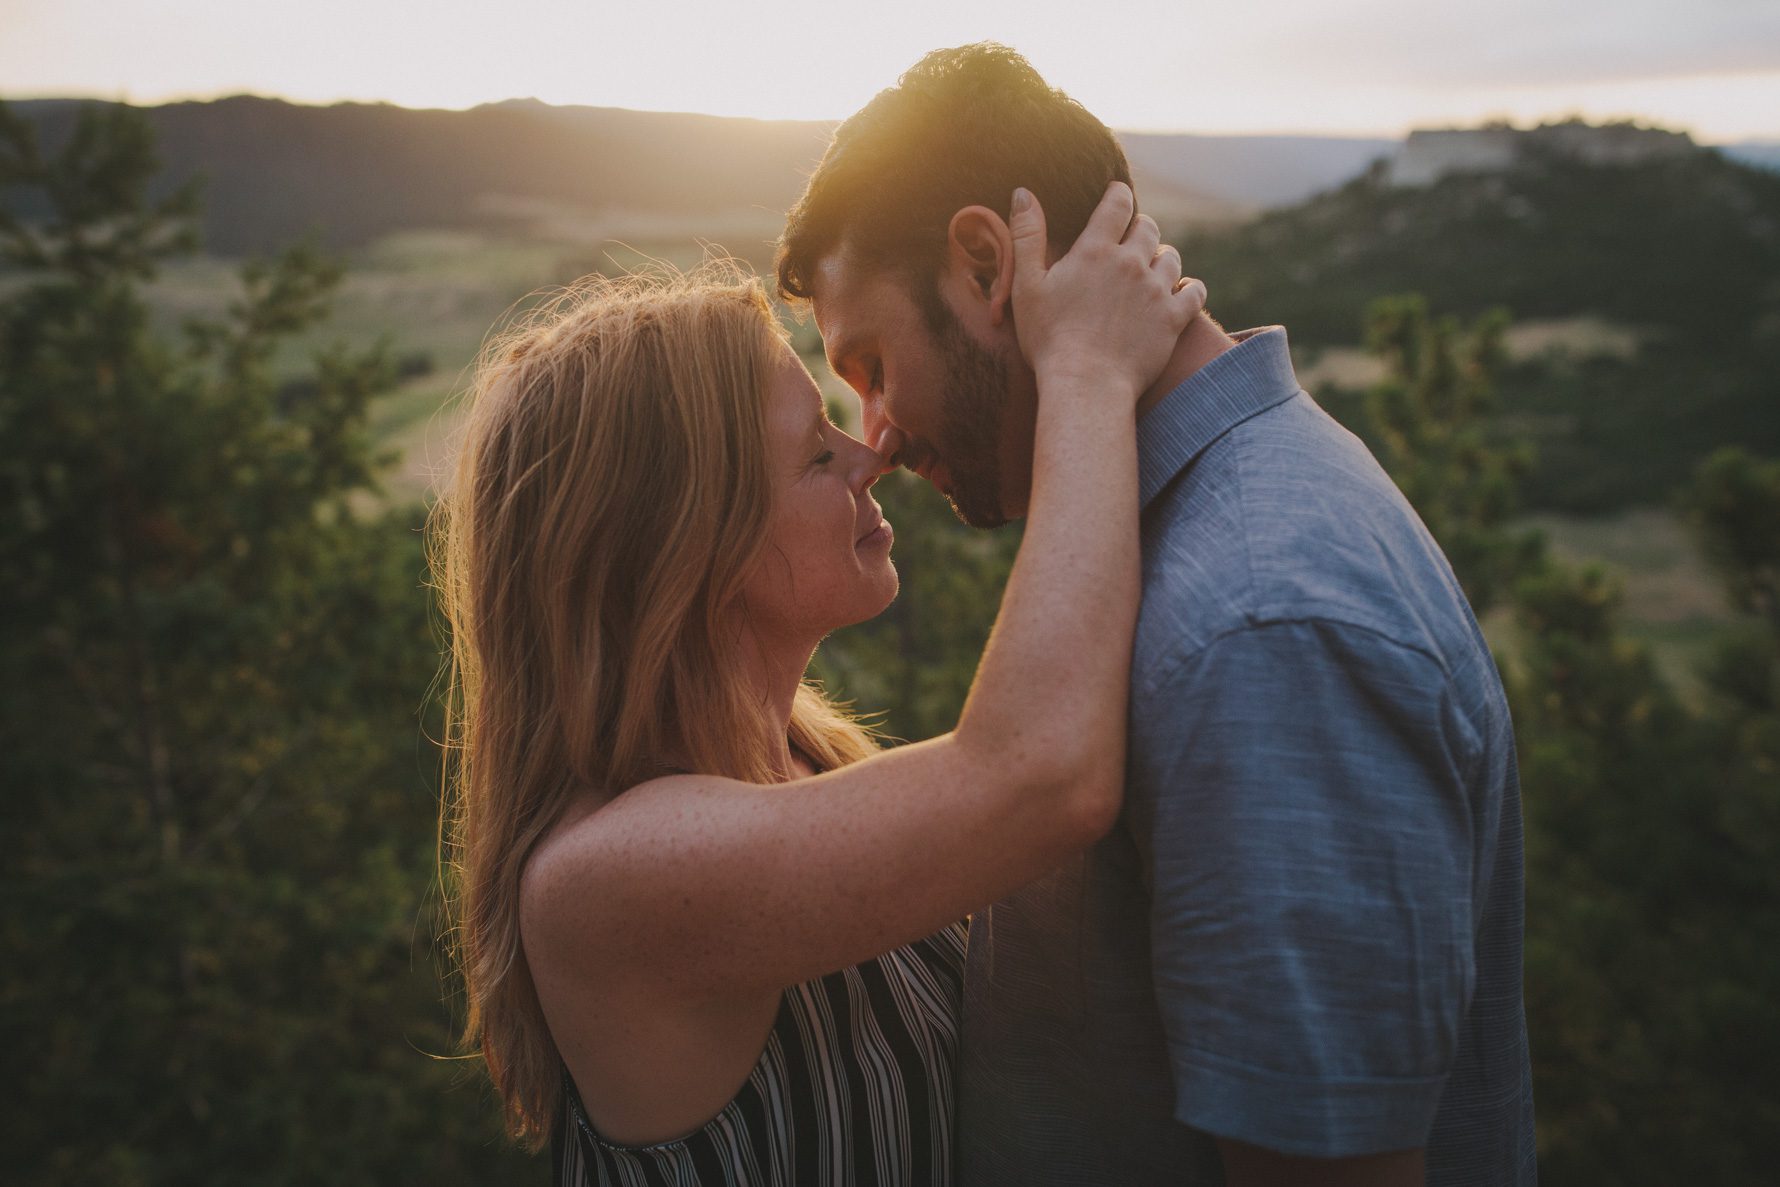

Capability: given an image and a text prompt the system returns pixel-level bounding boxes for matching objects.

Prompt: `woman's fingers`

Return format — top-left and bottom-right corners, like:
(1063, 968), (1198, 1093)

(1146, 241), (1203, 331)
(1173, 276), (1208, 322)
(1008, 186), (1050, 296)
(1009, 178), (1205, 384)
(1124, 212), (1162, 259)
(1082, 181), (1137, 246)
(1150, 242), (1182, 288)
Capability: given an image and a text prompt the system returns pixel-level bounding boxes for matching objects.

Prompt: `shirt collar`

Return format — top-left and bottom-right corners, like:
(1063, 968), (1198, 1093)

(1137, 326), (1302, 509)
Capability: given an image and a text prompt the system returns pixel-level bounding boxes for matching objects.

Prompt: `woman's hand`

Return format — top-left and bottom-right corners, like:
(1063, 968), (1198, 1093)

(1009, 181), (1205, 402)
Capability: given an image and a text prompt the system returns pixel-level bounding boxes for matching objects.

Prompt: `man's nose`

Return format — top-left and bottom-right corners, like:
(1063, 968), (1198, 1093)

(861, 405), (905, 469)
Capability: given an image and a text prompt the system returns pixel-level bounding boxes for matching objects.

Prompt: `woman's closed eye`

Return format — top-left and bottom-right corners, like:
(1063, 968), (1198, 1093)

(811, 422), (837, 468)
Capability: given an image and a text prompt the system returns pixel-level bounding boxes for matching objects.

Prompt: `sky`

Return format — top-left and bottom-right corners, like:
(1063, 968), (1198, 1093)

(6, 0), (1780, 142)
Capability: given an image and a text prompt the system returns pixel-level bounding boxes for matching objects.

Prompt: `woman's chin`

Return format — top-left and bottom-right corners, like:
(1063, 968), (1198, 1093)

(839, 566), (900, 630)
(873, 569), (900, 617)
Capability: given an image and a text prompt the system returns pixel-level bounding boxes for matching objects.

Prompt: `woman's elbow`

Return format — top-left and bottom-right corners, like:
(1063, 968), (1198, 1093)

(953, 723), (1126, 844)
(1008, 738), (1127, 846)
(1056, 763), (1125, 844)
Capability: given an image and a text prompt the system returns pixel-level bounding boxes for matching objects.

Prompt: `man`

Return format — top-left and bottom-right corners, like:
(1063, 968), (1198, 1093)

(778, 44), (1536, 1186)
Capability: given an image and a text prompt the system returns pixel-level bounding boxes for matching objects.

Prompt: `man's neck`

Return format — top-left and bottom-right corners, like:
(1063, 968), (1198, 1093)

(1135, 312), (1239, 420)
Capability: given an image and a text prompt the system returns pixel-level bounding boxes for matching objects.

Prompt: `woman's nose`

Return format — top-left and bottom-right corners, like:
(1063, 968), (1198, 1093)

(848, 435), (890, 489)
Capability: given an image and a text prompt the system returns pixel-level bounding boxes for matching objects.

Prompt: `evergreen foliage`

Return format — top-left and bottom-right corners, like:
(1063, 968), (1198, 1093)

(1353, 298), (1780, 1181)
(1685, 448), (1780, 630)
(1185, 148), (1780, 348)
(0, 101), (532, 1184)
(1183, 148), (1780, 511)
(1358, 296), (1542, 614)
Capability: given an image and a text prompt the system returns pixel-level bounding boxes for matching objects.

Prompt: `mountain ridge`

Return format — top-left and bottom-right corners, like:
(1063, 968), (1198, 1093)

(0, 94), (1391, 255)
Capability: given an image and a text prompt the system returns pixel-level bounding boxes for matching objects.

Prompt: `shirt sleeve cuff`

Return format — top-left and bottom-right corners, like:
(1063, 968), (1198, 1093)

(1172, 1042), (1445, 1158)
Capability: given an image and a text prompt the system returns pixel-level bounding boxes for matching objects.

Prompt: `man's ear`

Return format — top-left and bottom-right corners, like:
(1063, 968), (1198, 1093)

(945, 206), (1016, 327)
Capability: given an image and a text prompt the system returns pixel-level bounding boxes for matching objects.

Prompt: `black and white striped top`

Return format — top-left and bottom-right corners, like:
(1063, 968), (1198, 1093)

(553, 921), (967, 1187)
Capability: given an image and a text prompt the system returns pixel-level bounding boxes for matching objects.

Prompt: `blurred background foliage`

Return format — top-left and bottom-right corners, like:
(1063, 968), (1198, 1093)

(0, 102), (529, 1184)
(3, 101), (1776, 1182)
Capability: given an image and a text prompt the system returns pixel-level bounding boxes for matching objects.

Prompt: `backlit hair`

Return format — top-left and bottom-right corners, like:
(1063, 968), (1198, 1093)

(776, 41), (1132, 312)
(430, 262), (878, 1148)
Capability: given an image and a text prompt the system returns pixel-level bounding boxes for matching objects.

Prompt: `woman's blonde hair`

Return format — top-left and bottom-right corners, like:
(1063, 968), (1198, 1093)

(430, 262), (878, 1149)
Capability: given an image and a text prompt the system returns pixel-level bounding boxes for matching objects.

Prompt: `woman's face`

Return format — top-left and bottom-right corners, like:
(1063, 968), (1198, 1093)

(738, 340), (898, 645)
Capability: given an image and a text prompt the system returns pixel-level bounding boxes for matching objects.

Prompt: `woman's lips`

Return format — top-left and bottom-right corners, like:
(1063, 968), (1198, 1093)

(856, 519), (893, 548)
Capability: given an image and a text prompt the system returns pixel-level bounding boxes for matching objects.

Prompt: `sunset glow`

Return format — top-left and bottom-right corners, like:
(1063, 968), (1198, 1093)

(5, 0), (1779, 140)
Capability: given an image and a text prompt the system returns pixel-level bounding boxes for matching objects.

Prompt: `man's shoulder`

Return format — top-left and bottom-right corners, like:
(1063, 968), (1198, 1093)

(1135, 394), (1480, 691)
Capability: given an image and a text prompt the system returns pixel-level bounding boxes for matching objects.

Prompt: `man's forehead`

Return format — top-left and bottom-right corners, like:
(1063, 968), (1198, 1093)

(808, 247), (900, 357)
(806, 253), (856, 334)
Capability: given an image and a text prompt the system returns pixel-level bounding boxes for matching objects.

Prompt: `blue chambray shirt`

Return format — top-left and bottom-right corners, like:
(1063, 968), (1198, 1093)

(957, 328), (1536, 1185)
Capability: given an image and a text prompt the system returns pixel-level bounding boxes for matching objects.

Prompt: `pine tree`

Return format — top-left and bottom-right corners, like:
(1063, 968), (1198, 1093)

(0, 102), (530, 1184)
(1360, 295), (1543, 615)
(1355, 297), (1780, 1180)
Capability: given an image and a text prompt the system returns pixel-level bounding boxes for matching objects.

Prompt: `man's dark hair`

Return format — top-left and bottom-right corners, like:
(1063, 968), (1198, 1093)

(776, 43), (1132, 321)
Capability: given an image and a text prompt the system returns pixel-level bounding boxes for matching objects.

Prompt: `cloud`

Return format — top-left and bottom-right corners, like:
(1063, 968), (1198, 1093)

(1281, 0), (1780, 89)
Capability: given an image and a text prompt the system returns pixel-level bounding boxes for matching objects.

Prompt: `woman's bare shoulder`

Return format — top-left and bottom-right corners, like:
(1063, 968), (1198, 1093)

(519, 774), (721, 946)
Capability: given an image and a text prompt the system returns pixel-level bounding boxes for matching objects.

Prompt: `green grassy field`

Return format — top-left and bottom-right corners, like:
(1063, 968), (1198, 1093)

(1524, 509), (1730, 700)
(1476, 508), (1733, 705)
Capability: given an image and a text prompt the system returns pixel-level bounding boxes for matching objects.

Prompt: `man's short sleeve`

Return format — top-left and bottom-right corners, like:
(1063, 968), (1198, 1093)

(1128, 616), (1479, 1158)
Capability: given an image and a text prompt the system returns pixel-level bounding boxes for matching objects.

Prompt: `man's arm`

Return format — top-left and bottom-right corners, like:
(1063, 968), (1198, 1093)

(1128, 615), (1479, 1168)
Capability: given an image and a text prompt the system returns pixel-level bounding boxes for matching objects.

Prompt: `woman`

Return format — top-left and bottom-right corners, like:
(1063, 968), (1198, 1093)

(434, 182), (1202, 1184)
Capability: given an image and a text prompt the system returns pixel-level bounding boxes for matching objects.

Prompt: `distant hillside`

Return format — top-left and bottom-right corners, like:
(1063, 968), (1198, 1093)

(2, 96), (844, 255)
(1181, 143), (1780, 509)
(0, 95), (1398, 256)
(1722, 141), (1780, 173)
(1185, 144), (1780, 348)
(1121, 131), (1395, 209)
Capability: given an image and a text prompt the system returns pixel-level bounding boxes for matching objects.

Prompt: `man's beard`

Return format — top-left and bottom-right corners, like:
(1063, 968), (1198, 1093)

(927, 308), (1011, 530)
